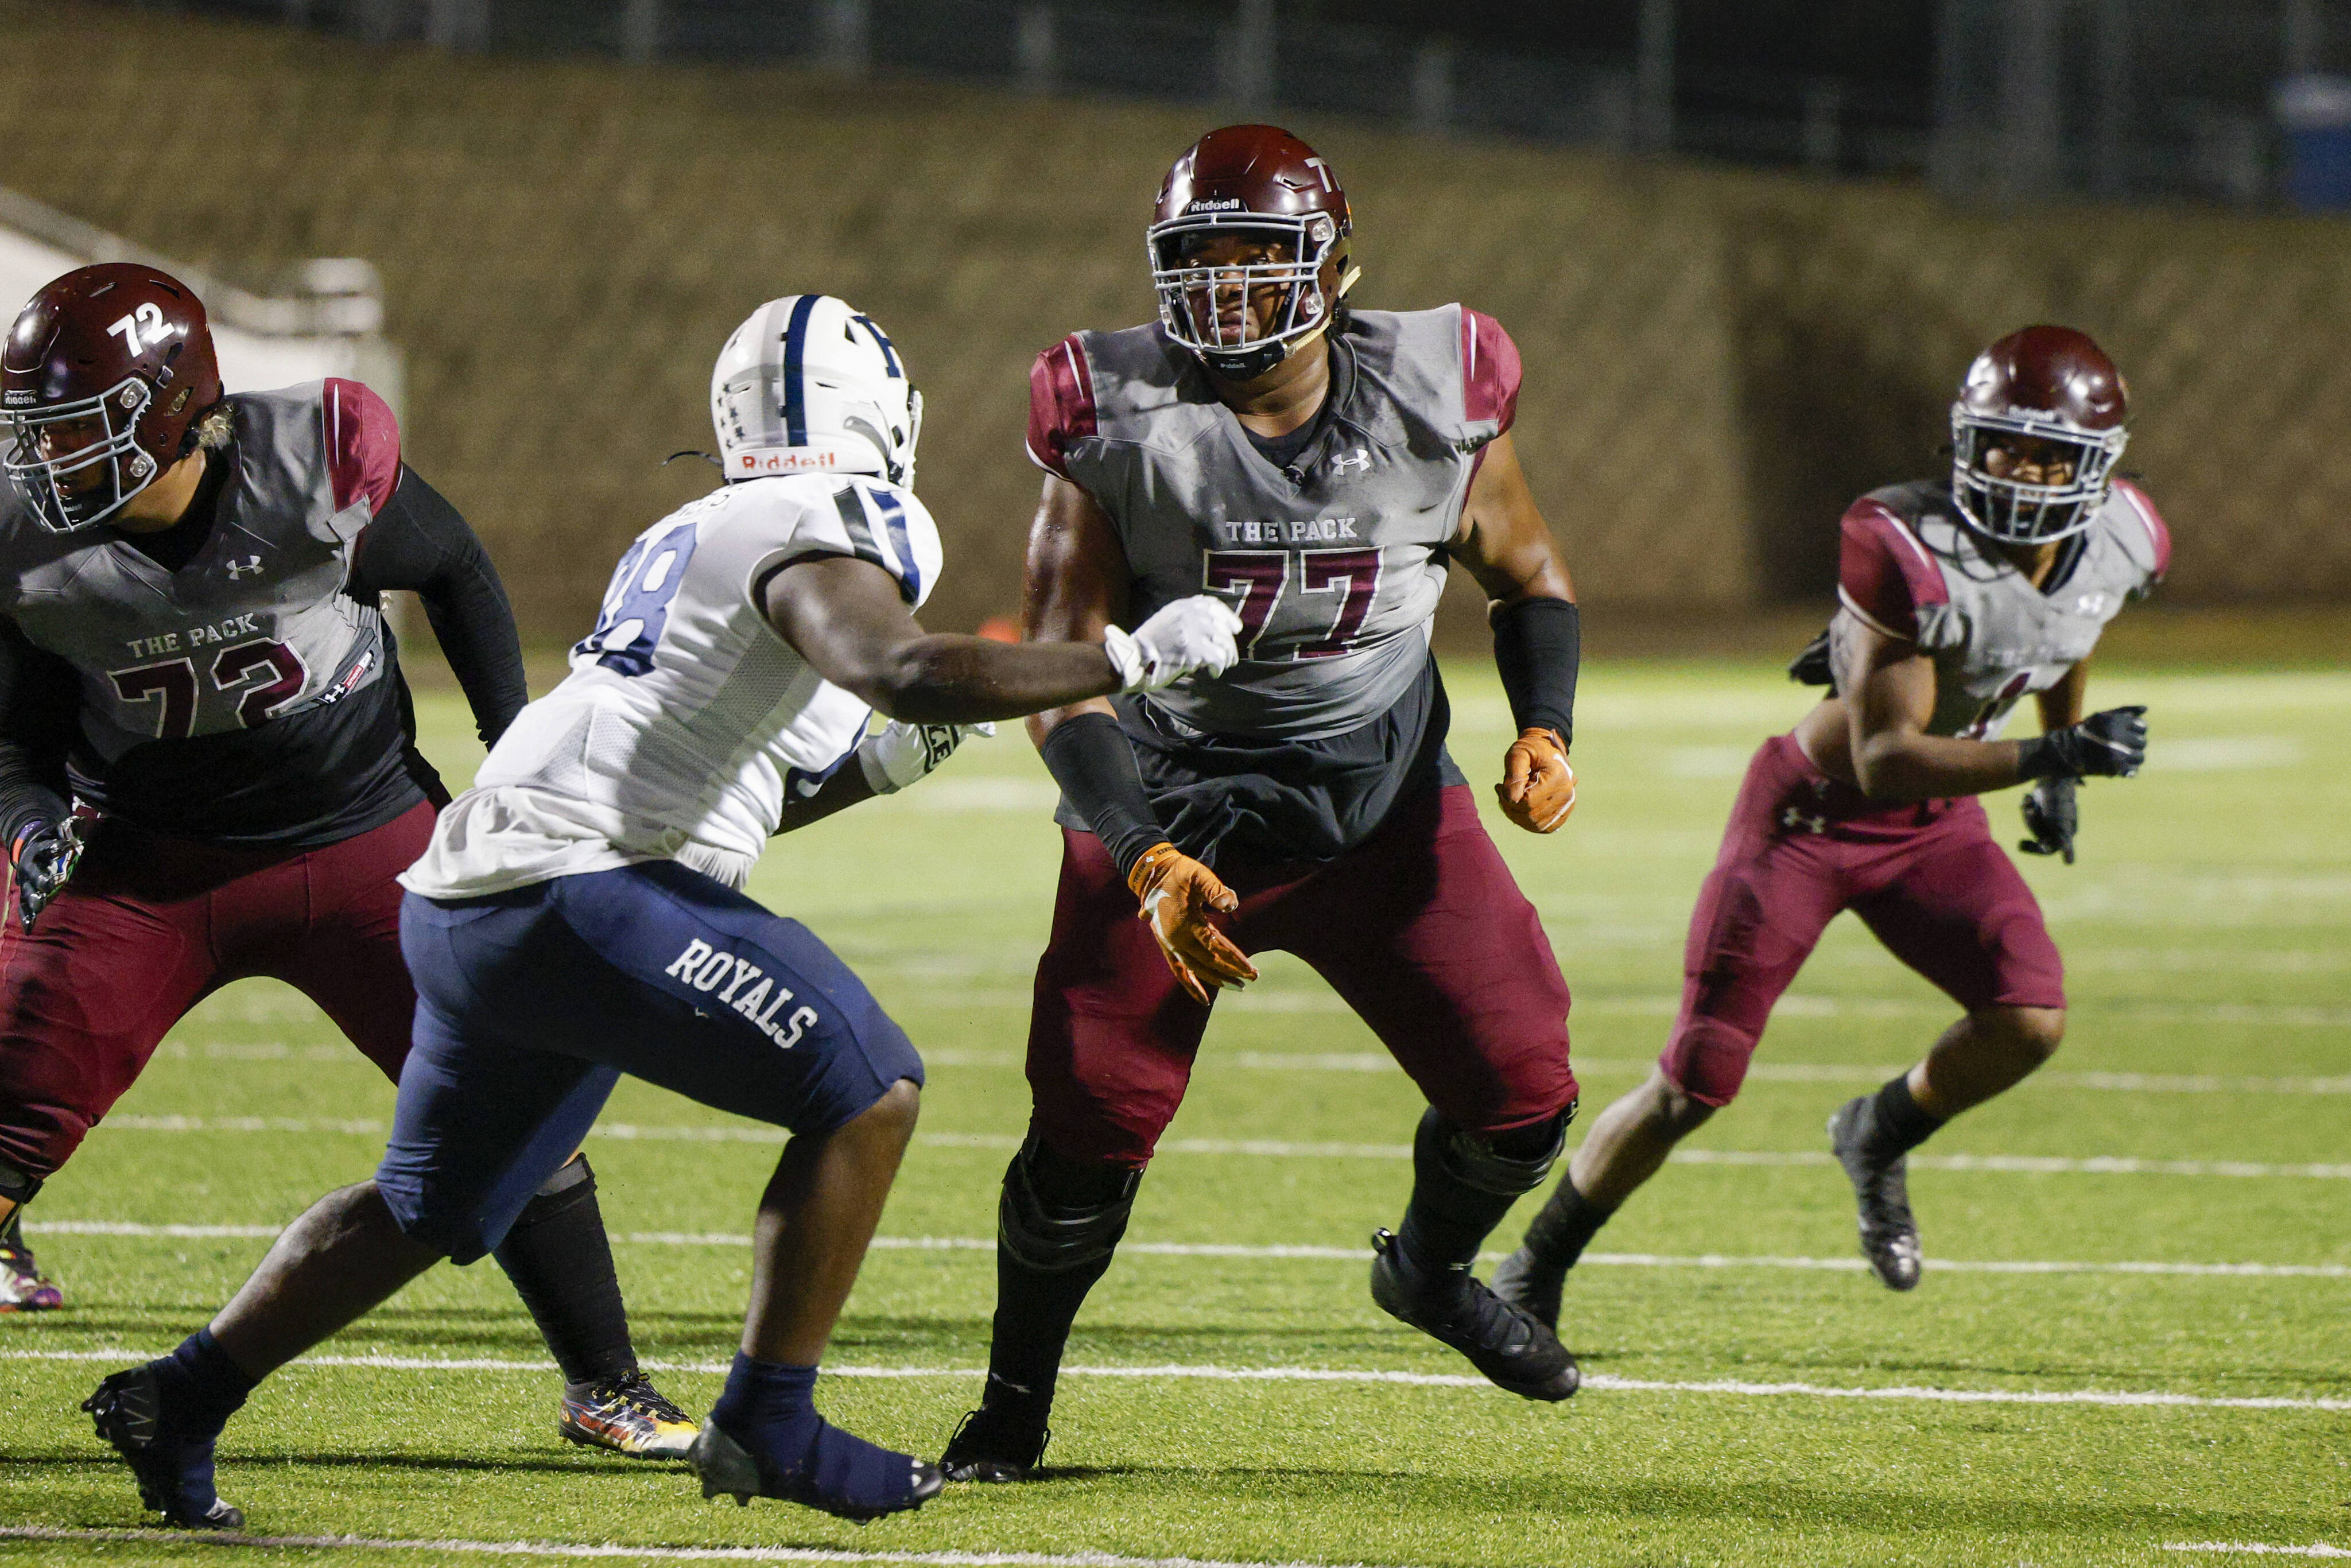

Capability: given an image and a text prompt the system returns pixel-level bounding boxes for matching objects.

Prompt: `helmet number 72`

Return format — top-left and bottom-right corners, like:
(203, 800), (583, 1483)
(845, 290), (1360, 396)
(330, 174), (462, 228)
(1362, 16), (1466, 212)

(106, 302), (171, 358)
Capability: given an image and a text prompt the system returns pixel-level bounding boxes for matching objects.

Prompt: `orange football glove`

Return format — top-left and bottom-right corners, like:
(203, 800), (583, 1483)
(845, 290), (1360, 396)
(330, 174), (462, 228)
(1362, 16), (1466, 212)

(1496, 727), (1577, 833)
(1127, 842), (1259, 1006)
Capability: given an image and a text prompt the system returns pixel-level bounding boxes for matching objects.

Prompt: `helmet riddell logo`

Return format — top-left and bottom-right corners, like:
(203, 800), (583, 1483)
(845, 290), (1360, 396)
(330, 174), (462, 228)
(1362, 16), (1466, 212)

(1188, 197), (1246, 213)
(740, 451), (839, 472)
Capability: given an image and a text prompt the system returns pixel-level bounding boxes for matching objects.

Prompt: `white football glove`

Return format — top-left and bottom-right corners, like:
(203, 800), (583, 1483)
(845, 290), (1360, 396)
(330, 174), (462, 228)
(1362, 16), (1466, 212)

(857, 719), (995, 794)
(1104, 595), (1244, 694)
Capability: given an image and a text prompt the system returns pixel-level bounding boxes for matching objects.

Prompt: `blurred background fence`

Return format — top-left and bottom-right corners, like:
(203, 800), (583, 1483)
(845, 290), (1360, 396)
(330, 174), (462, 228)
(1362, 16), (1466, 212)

(5, 1), (2350, 646)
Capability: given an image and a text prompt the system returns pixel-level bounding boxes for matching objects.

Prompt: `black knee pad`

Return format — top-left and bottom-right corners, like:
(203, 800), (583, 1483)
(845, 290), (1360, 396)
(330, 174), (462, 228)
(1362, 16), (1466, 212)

(998, 1131), (1141, 1274)
(1416, 1104), (1575, 1199)
(0, 1159), (41, 1208)
(508, 1155), (596, 1233)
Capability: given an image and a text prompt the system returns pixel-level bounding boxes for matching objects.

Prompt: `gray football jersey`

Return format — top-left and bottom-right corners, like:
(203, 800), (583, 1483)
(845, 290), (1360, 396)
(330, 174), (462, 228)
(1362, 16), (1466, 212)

(1031, 307), (1521, 740)
(1831, 478), (2171, 739)
(0, 380), (395, 764)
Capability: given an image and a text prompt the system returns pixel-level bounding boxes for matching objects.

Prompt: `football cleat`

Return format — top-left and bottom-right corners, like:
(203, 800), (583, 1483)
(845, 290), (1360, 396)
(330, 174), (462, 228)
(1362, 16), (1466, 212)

(1486, 1244), (1565, 1334)
(1369, 1229), (1579, 1402)
(82, 1365), (245, 1531)
(1829, 1096), (1924, 1291)
(938, 1391), (1052, 1484)
(0, 1226), (62, 1311)
(689, 1412), (943, 1523)
(558, 1370), (699, 1459)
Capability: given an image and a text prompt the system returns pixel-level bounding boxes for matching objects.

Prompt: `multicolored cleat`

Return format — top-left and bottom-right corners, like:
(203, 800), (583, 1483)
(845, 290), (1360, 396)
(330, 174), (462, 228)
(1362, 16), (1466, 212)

(82, 1364), (244, 1530)
(0, 1222), (62, 1311)
(558, 1369), (700, 1459)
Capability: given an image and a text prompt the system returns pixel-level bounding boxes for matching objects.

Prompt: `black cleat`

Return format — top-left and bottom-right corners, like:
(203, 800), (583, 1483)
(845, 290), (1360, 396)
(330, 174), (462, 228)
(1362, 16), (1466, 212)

(1487, 1244), (1565, 1334)
(1829, 1096), (1923, 1290)
(82, 1365), (245, 1531)
(938, 1394), (1052, 1483)
(1370, 1229), (1578, 1401)
(688, 1414), (942, 1523)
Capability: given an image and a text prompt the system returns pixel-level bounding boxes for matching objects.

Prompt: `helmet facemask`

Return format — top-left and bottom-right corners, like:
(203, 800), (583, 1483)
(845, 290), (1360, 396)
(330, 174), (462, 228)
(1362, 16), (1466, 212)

(1949, 405), (2128, 545)
(2, 375), (162, 533)
(1149, 212), (1352, 381)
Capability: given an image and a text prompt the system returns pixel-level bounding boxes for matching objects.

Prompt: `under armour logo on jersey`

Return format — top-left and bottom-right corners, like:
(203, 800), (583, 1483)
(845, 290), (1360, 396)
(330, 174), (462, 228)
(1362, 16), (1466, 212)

(1780, 806), (1829, 836)
(1331, 448), (1371, 476)
(225, 555), (265, 580)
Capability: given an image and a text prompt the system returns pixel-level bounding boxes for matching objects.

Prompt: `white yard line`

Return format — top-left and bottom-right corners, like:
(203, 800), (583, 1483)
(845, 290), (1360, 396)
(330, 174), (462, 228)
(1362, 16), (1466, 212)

(0, 1528), (1415, 1568)
(6, 1349), (2343, 1412)
(2164, 1547), (2351, 1559)
(87, 1115), (2351, 1178)
(29, 1220), (2349, 1279)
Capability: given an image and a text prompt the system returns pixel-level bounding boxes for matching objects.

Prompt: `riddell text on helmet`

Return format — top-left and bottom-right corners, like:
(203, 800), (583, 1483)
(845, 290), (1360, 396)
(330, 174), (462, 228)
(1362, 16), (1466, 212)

(738, 451), (840, 472)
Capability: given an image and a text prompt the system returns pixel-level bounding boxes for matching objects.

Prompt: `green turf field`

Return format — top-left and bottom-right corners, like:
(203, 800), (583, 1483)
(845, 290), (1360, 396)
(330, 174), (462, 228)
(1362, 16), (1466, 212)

(3, 659), (2346, 1567)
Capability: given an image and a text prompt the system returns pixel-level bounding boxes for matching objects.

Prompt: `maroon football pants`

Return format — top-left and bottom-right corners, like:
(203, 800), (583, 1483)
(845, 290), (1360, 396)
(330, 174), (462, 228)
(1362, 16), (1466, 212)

(0, 801), (434, 1181)
(1660, 734), (2066, 1108)
(1026, 783), (1578, 1168)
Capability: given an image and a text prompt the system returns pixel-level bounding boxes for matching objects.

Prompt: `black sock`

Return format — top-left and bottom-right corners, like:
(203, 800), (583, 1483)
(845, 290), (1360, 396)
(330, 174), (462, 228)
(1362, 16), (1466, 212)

(1863, 1073), (1945, 1162)
(1394, 1109), (1560, 1290)
(0, 1205), (24, 1253)
(982, 1142), (1136, 1418)
(1519, 1177), (1618, 1273)
(154, 1328), (258, 1439)
(491, 1156), (638, 1388)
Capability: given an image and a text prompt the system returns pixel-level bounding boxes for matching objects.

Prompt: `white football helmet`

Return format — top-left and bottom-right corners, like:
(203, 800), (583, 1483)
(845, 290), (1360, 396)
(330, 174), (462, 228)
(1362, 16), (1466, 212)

(711, 295), (922, 488)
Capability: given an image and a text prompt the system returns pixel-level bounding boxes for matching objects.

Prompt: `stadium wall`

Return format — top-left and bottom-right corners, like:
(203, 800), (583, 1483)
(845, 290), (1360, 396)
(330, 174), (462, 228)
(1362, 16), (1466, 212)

(0, 2), (2342, 646)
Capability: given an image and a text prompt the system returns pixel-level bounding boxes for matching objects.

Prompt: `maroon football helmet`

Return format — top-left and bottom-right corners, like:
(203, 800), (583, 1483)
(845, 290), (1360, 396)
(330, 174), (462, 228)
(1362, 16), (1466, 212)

(1148, 124), (1359, 380)
(1950, 324), (2129, 544)
(3, 263), (223, 532)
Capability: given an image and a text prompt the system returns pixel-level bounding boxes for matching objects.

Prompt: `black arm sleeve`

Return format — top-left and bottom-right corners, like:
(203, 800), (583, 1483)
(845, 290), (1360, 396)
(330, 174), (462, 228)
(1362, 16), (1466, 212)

(1037, 711), (1167, 880)
(0, 623), (72, 853)
(1492, 596), (1580, 750)
(347, 465), (529, 748)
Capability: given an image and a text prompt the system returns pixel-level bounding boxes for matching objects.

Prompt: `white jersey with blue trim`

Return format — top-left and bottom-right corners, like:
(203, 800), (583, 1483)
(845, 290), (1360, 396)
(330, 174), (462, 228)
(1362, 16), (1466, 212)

(401, 473), (942, 898)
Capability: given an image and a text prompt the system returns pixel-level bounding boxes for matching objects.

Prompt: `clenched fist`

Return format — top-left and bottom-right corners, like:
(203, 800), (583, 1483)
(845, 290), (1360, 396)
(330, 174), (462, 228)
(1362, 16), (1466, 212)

(1495, 727), (1577, 833)
(1127, 841), (1259, 1005)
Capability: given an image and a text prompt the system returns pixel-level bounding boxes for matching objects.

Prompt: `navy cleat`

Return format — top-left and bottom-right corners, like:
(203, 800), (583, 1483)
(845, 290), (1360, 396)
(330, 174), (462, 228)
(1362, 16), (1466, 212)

(690, 1411), (942, 1523)
(1370, 1229), (1578, 1402)
(1829, 1096), (1924, 1290)
(82, 1365), (245, 1530)
(1487, 1244), (1565, 1334)
(938, 1380), (1051, 1483)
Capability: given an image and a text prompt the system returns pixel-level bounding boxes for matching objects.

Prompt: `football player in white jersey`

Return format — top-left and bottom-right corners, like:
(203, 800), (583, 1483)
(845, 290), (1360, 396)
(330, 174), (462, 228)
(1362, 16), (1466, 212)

(1491, 325), (2167, 1319)
(84, 296), (1242, 1528)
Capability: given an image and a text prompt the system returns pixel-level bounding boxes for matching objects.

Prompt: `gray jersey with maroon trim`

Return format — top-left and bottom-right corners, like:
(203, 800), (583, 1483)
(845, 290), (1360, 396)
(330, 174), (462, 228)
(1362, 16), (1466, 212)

(1031, 306), (1519, 741)
(1831, 477), (2171, 740)
(0, 379), (398, 764)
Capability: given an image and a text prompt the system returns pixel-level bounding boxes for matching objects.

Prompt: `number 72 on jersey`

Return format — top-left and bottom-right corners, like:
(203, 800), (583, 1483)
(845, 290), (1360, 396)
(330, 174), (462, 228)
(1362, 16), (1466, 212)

(1201, 546), (1382, 661)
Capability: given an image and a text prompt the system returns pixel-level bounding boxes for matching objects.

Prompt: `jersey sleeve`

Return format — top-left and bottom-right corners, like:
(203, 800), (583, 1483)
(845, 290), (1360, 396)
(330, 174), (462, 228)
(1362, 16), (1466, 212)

(322, 378), (402, 520)
(744, 480), (941, 612)
(1461, 308), (1523, 438)
(1837, 499), (1948, 641)
(1025, 336), (1097, 483)
(2109, 478), (2172, 596)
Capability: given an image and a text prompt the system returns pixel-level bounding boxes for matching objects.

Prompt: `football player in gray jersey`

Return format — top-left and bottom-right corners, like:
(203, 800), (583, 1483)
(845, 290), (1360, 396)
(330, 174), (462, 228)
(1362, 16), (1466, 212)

(1492, 326), (2168, 1319)
(943, 126), (1592, 1482)
(0, 264), (697, 1491)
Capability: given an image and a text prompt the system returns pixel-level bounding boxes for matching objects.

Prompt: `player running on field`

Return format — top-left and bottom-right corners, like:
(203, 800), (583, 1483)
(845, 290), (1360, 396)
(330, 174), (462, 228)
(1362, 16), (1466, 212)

(940, 125), (1589, 1484)
(83, 294), (1243, 1527)
(0, 263), (695, 1467)
(1491, 325), (2167, 1317)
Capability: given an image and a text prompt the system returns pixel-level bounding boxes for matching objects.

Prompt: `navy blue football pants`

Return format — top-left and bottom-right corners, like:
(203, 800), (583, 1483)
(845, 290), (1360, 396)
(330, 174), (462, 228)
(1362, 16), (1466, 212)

(379, 859), (922, 1264)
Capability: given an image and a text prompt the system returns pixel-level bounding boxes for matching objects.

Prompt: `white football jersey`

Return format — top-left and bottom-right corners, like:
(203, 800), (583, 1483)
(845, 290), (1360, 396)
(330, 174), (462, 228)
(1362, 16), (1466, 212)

(401, 473), (942, 898)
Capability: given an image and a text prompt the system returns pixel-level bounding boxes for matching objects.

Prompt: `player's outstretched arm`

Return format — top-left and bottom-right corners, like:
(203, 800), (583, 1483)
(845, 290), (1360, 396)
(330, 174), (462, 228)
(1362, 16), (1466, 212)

(347, 466), (530, 747)
(1452, 432), (1580, 833)
(761, 552), (1236, 728)
(1840, 620), (2144, 800)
